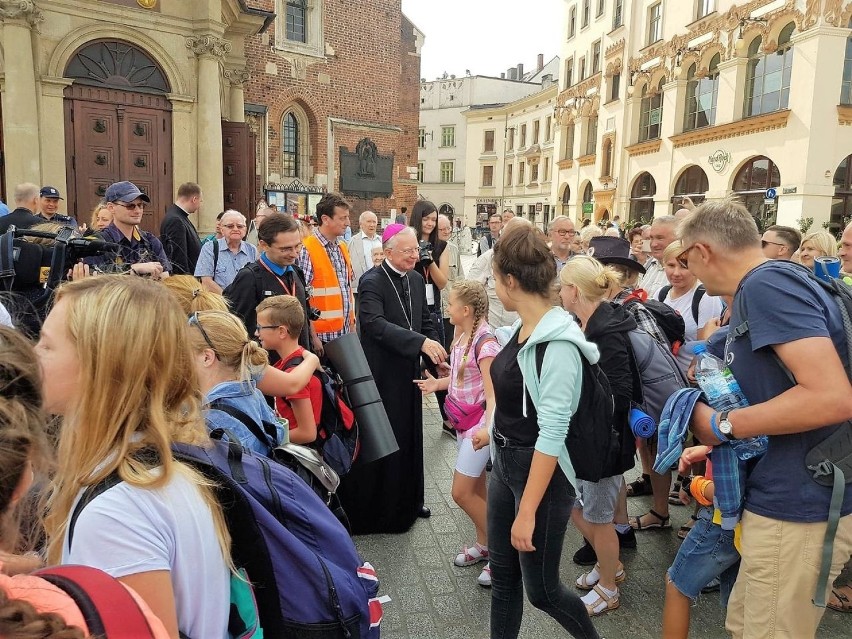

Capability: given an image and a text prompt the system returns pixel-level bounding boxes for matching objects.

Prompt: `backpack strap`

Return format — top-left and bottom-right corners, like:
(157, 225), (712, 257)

(67, 473), (123, 549)
(657, 285), (672, 302)
(691, 285), (706, 325)
(212, 239), (220, 276)
(472, 332), (498, 368)
(35, 565), (156, 638)
(207, 400), (279, 449)
(813, 462), (846, 607)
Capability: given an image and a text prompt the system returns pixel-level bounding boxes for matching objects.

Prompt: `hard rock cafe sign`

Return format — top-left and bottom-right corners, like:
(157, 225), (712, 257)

(708, 150), (732, 174)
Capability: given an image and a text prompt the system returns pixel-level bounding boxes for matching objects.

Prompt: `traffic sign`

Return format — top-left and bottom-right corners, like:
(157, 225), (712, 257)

(765, 188), (777, 199)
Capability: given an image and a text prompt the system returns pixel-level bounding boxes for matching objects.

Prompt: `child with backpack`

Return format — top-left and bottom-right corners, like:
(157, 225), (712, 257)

(414, 280), (499, 587)
(470, 225), (601, 639)
(36, 276), (232, 638)
(256, 295), (322, 446)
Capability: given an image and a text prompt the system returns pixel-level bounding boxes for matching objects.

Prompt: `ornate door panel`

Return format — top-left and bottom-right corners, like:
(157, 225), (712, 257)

(67, 100), (120, 216)
(222, 121), (252, 216)
(120, 106), (171, 230)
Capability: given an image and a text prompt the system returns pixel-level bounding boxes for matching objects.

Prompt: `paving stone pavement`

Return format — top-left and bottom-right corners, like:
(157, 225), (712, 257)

(353, 396), (850, 639)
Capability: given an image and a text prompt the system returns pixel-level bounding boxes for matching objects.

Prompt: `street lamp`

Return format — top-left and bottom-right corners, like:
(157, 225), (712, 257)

(673, 47), (700, 79)
(734, 16), (768, 55)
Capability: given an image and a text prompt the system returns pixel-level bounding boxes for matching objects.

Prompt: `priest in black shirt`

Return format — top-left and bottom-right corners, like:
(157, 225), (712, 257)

(338, 224), (447, 534)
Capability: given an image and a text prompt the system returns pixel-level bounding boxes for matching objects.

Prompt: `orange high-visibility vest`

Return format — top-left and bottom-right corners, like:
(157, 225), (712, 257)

(303, 234), (353, 334)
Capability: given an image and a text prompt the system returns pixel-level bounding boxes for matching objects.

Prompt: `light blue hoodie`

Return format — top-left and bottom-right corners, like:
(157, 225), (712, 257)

(494, 307), (600, 487)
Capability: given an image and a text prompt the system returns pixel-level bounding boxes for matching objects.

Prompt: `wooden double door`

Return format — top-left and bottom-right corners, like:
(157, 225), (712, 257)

(64, 85), (173, 233)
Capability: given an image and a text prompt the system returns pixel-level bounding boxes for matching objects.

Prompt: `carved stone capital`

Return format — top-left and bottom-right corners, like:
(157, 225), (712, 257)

(224, 67), (251, 87)
(0, 0), (44, 27)
(185, 35), (232, 59)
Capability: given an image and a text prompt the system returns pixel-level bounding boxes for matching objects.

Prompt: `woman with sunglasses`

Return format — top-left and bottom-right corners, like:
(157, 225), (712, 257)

(189, 310), (286, 455)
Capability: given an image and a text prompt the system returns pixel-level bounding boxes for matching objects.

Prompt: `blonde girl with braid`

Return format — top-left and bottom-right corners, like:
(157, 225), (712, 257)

(414, 279), (499, 587)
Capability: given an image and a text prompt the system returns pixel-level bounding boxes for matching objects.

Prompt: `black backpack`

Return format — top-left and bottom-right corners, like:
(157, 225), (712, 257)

(535, 342), (616, 482)
(281, 357), (359, 476)
(622, 290), (687, 354)
(657, 284), (707, 325)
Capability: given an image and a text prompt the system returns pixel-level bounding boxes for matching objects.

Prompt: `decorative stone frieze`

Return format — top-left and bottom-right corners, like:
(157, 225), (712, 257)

(185, 34), (232, 59)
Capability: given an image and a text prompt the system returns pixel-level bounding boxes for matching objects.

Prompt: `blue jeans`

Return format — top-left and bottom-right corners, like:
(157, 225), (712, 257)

(488, 444), (600, 639)
(667, 506), (740, 606)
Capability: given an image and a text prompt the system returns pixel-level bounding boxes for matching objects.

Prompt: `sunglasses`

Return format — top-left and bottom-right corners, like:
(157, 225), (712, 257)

(761, 240), (784, 249)
(188, 312), (218, 357)
(676, 243), (699, 269)
(115, 202), (145, 210)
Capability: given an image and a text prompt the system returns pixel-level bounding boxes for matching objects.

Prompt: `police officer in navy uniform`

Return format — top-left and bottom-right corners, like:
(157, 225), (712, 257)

(37, 186), (77, 228)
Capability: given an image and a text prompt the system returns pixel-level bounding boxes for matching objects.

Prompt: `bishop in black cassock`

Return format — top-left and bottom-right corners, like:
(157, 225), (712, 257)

(338, 226), (444, 534)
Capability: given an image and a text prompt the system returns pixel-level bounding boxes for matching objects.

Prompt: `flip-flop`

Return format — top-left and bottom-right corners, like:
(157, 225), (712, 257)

(828, 588), (852, 613)
(630, 509), (671, 531)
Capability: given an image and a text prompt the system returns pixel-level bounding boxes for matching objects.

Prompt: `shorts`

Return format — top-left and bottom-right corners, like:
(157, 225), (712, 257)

(574, 476), (622, 524)
(667, 507), (740, 605)
(455, 436), (491, 478)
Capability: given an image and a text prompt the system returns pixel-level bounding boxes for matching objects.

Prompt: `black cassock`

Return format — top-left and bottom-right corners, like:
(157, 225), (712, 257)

(337, 261), (438, 534)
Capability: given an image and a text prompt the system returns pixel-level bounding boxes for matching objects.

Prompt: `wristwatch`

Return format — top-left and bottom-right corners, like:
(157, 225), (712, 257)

(718, 411), (736, 441)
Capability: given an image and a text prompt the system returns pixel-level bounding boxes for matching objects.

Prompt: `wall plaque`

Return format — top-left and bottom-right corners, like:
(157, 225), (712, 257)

(339, 138), (394, 198)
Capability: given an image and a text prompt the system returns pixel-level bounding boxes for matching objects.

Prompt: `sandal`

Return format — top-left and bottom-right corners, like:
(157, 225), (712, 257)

(828, 587), (852, 613)
(584, 584), (620, 617)
(626, 474), (651, 497)
(669, 475), (687, 504)
(678, 515), (699, 540)
(630, 509), (671, 531)
(576, 563), (626, 590)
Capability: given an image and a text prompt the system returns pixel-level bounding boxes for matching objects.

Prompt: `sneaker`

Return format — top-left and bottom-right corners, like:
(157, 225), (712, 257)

(572, 539), (597, 566)
(477, 563), (492, 587)
(701, 577), (721, 593)
(617, 527), (637, 549)
(454, 544), (488, 567)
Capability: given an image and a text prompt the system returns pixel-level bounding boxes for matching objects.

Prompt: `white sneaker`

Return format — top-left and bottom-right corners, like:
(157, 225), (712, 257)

(454, 545), (488, 567)
(477, 563), (492, 588)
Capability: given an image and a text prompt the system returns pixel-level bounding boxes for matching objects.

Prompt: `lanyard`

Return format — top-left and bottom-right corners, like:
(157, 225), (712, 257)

(382, 266), (413, 330)
(259, 260), (295, 296)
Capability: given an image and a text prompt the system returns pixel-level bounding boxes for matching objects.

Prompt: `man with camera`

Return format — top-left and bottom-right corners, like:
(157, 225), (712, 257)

(296, 193), (355, 356)
(224, 212), (312, 352)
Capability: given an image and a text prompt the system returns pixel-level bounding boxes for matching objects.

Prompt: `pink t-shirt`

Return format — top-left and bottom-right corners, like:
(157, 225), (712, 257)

(449, 322), (501, 438)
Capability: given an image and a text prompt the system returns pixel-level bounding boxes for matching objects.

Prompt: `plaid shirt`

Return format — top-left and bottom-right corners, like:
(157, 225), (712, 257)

(613, 288), (669, 347)
(297, 229), (353, 341)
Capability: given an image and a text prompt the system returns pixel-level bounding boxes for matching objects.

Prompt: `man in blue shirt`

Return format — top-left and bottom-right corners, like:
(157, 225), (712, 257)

(194, 210), (257, 293)
(37, 186), (77, 228)
(681, 200), (852, 638)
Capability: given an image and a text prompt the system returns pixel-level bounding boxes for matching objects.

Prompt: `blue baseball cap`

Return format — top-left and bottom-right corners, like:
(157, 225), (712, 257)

(104, 181), (151, 204)
(39, 186), (64, 200)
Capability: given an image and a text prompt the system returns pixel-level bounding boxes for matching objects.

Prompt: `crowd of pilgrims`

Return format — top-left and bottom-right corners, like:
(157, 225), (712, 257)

(0, 183), (850, 639)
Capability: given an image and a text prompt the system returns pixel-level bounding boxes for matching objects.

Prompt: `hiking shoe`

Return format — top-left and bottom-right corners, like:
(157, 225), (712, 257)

(617, 527), (637, 549)
(477, 563), (492, 588)
(454, 545), (488, 567)
(572, 539), (597, 566)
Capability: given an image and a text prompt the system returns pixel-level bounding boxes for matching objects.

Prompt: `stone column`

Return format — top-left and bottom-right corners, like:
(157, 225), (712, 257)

(39, 77), (74, 197)
(0, 0), (43, 188)
(716, 57), (748, 124)
(185, 34), (231, 229)
(224, 68), (250, 123)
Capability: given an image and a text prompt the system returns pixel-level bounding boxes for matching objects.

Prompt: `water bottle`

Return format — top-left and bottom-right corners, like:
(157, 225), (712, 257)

(693, 344), (766, 460)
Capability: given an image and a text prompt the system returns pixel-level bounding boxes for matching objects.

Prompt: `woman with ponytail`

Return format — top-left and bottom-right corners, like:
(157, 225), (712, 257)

(415, 280), (499, 587)
(559, 255), (639, 617)
(188, 309), (286, 454)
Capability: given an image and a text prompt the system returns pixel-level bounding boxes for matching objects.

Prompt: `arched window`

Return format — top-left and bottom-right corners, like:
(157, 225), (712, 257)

(581, 181), (594, 219)
(832, 154), (852, 234)
(842, 20), (852, 105)
(584, 115), (599, 156)
(562, 123), (575, 160)
(562, 184), (571, 214)
(64, 40), (170, 93)
(282, 112), (299, 178)
(639, 78), (664, 142)
(744, 23), (795, 117)
(629, 172), (656, 222)
(733, 155), (781, 230)
(438, 203), (455, 220)
(684, 54), (720, 131)
(601, 137), (613, 178)
(672, 165), (709, 210)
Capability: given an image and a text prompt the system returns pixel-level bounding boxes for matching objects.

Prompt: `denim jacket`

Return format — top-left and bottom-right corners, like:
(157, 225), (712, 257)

(203, 380), (286, 456)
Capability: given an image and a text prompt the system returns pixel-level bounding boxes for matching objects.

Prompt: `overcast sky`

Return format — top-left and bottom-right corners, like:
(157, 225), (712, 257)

(401, 0), (564, 80)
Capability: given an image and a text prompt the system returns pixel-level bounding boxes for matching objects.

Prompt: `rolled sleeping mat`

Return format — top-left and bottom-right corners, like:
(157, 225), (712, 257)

(323, 333), (399, 465)
(630, 407), (656, 439)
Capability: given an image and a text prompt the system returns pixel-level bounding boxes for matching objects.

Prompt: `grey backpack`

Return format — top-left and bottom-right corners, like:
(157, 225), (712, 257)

(624, 323), (689, 424)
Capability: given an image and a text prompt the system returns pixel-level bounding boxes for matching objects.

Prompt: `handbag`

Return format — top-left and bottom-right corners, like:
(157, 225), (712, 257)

(444, 395), (486, 432)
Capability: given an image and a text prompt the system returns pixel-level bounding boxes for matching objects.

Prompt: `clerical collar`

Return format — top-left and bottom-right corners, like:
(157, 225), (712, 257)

(260, 252), (293, 277)
(383, 259), (407, 277)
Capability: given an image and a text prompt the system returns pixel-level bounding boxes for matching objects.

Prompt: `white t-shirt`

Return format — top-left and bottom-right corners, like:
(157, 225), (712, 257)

(661, 283), (724, 370)
(0, 302), (12, 328)
(64, 468), (230, 639)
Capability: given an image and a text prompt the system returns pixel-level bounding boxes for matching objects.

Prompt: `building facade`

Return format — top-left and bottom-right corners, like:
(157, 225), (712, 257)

(554, 0), (852, 233)
(463, 80), (559, 230)
(242, 0), (422, 225)
(0, 0), (274, 232)
(418, 56), (559, 228)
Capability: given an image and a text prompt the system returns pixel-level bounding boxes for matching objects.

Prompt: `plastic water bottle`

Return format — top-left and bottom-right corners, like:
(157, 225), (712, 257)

(693, 344), (767, 460)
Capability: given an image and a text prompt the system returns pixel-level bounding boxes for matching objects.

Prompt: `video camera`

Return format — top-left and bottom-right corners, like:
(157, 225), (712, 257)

(0, 225), (121, 332)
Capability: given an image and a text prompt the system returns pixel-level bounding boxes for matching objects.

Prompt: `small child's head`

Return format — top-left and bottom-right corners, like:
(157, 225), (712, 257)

(371, 245), (384, 267)
(448, 280), (488, 329)
(255, 295), (305, 354)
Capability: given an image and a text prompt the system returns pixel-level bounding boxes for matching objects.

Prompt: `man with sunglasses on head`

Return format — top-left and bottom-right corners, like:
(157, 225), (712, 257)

(94, 181), (171, 279)
(194, 210), (257, 293)
(761, 224), (800, 261)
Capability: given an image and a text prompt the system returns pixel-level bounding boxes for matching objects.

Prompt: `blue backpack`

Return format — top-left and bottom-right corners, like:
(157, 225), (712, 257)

(70, 437), (382, 639)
